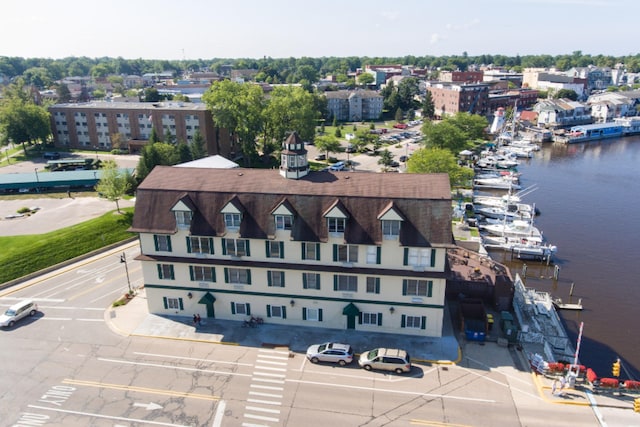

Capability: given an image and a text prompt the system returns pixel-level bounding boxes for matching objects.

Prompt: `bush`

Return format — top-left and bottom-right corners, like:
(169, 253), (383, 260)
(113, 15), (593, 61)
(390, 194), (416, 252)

(17, 207), (31, 214)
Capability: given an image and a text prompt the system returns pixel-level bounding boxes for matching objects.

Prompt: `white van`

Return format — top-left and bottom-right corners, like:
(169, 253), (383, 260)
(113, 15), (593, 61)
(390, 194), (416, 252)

(0, 299), (38, 328)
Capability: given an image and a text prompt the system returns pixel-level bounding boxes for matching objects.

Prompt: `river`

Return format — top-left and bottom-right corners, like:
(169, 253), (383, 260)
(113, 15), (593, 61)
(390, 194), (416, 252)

(485, 135), (640, 381)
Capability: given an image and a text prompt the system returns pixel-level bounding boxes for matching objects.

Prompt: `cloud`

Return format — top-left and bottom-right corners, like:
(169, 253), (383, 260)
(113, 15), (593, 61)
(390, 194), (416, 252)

(445, 18), (481, 32)
(378, 11), (400, 21)
(430, 33), (445, 45)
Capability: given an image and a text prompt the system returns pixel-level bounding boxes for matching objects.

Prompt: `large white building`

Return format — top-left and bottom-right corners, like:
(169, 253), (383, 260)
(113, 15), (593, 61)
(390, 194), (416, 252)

(130, 133), (454, 337)
(324, 90), (384, 122)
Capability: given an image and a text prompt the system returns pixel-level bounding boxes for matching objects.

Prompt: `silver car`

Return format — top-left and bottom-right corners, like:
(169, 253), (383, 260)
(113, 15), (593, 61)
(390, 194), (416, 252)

(358, 348), (411, 374)
(0, 299), (38, 328)
(306, 342), (354, 366)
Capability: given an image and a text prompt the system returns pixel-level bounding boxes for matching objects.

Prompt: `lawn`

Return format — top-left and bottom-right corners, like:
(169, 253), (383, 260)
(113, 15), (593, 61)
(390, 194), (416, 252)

(0, 207), (135, 284)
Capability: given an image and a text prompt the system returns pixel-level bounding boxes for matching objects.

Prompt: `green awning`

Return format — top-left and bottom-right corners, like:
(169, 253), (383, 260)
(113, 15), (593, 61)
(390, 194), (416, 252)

(342, 302), (360, 316)
(199, 292), (216, 304)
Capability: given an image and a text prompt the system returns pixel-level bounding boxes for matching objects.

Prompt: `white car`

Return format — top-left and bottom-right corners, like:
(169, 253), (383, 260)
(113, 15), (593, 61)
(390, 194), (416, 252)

(306, 342), (354, 366)
(329, 161), (345, 171)
(0, 299), (38, 328)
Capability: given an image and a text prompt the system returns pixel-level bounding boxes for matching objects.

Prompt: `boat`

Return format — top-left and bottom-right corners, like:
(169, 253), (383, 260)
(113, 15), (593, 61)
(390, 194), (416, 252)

(553, 298), (583, 311)
(615, 117), (640, 136)
(555, 122), (624, 143)
(479, 218), (543, 240)
(481, 233), (557, 260)
(475, 202), (534, 221)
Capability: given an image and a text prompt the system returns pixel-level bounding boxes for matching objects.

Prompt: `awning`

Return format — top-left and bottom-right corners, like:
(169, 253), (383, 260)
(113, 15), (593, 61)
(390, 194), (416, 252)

(342, 302), (360, 316)
(198, 292), (216, 304)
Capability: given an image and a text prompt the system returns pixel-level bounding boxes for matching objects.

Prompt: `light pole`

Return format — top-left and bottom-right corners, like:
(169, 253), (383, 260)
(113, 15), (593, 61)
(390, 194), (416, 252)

(34, 167), (40, 192)
(94, 146), (99, 160)
(120, 252), (132, 294)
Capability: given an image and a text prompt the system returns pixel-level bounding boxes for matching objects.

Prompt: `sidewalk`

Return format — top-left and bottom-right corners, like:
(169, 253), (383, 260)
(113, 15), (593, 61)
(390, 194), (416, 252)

(105, 287), (461, 364)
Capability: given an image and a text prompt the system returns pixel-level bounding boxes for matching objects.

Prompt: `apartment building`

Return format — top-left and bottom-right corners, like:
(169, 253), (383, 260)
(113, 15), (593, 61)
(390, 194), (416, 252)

(425, 82), (490, 117)
(49, 101), (234, 157)
(324, 90), (384, 121)
(129, 133), (453, 337)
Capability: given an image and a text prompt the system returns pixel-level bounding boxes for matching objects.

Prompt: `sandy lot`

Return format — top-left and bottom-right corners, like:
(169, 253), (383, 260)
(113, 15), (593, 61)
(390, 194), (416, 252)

(0, 196), (135, 236)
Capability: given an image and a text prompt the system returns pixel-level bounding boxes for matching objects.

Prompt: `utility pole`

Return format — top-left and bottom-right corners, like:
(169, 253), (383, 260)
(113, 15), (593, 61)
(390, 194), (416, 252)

(120, 252), (132, 294)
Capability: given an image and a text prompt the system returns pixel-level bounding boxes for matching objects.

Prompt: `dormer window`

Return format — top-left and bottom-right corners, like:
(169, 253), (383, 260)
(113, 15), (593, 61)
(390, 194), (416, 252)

(174, 211), (192, 229)
(224, 213), (241, 230)
(382, 220), (401, 238)
(378, 202), (405, 240)
(275, 215), (293, 230)
(327, 217), (345, 233)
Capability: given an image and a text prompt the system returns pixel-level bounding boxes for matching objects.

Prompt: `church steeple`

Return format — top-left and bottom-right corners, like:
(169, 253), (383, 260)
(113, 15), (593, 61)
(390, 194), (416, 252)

(279, 132), (309, 179)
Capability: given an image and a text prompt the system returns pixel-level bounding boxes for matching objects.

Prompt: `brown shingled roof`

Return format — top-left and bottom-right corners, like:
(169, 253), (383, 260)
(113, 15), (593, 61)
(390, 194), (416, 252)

(131, 167), (453, 247)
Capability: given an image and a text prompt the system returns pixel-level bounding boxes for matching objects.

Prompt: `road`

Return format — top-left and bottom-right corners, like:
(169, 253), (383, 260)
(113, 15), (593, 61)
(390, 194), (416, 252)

(0, 242), (610, 427)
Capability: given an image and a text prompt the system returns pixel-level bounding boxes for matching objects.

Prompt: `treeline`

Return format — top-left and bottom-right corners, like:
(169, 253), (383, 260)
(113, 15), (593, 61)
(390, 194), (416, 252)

(1, 51), (639, 89)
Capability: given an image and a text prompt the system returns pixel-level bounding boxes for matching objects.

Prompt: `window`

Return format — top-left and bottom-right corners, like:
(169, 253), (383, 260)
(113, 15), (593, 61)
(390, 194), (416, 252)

(303, 273), (320, 290)
(223, 238), (249, 256)
(266, 241), (284, 259)
(361, 312), (380, 325)
(157, 264), (175, 280)
(268, 271), (285, 287)
(187, 236), (214, 254)
(404, 248), (435, 267)
(225, 268), (251, 285)
(190, 265), (215, 282)
(382, 220), (401, 238)
(153, 235), (172, 252)
(334, 275), (357, 292)
(327, 217), (345, 233)
(335, 244), (358, 263)
(366, 277), (380, 294)
(302, 242), (320, 261)
(224, 213), (241, 229)
(366, 246), (381, 264)
(267, 305), (286, 319)
(163, 297), (183, 310)
(303, 307), (323, 321)
(275, 215), (293, 230)
(402, 315), (426, 329)
(231, 302), (250, 315)
(175, 211), (192, 228)
(403, 279), (433, 297)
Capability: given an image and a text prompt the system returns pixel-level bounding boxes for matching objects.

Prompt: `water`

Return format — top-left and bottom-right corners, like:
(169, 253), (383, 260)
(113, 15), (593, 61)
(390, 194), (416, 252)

(486, 135), (640, 381)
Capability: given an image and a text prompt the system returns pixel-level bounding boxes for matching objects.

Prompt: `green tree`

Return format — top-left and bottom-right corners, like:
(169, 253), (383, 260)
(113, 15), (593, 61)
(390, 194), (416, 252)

(262, 86), (317, 160)
(144, 87), (161, 102)
(407, 148), (474, 188)
(421, 120), (470, 154)
(56, 83), (72, 103)
(202, 80), (264, 166)
(395, 108), (404, 122)
(314, 134), (342, 161)
(164, 128), (174, 145)
(556, 89), (578, 101)
(445, 112), (488, 141)
(190, 130), (207, 159)
(396, 77), (420, 112)
(95, 160), (131, 213)
(422, 91), (435, 119)
(357, 73), (375, 86)
(378, 149), (394, 169)
(176, 140), (192, 164)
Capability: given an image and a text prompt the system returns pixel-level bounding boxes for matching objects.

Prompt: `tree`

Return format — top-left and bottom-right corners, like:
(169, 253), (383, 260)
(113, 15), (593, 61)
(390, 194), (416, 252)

(407, 148), (474, 188)
(395, 108), (404, 122)
(445, 112), (488, 141)
(95, 160), (131, 213)
(144, 87), (161, 102)
(202, 80), (264, 166)
(422, 91), (435, 119)
(421, 120), (470, 154)
(377, 149), (394, 169)
(176, 140), (192, 164)
(190, 130), (207, 160)
(164, 128), (175, 145)
(56, 84), (72, 103)
(556, 89), (578, 101)
(357, 73), (375, 86)
(314, 134), (342, 160)
(262, 86), (317, 160)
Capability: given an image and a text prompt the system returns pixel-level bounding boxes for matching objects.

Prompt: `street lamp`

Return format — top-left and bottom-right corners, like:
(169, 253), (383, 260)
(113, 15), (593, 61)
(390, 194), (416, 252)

(120, 252), (132, 294)
(94, 146), (99, 160)
(34, 167), (39, 183)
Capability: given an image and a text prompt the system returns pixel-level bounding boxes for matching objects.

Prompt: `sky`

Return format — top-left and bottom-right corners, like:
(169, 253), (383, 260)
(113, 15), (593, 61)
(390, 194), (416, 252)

(1, 0), (638, 60)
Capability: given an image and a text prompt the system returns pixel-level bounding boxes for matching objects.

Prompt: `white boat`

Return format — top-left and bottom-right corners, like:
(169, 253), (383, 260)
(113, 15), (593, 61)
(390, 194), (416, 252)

(483, 234), (557, 260)
(476, 155), (520, 169)
(479, 218), (543, 240)
(475, 202), (534, 220)
(474, 177), (521, 190)
(475, 171), (520, 183)
(553, 298), (583, 311)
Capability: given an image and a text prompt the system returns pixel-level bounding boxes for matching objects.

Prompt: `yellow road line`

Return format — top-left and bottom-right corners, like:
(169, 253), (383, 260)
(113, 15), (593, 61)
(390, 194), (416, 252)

(411, 419), (472, 427)
(62, 379), (220, 401)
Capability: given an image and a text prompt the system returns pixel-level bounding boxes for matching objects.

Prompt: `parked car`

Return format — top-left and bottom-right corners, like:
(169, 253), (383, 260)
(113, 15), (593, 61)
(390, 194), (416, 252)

(399, 155), (408, 162)
(358, 348), (411, 373)
(314, 154), (326, 161)
(393, 123), (408, 129)
(329, 161), (345, 171)
(306, 342), (354, 366)
(345, 144), (355, 153)
(43, 151), (60, 160)
(0, 299), (38, 328)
